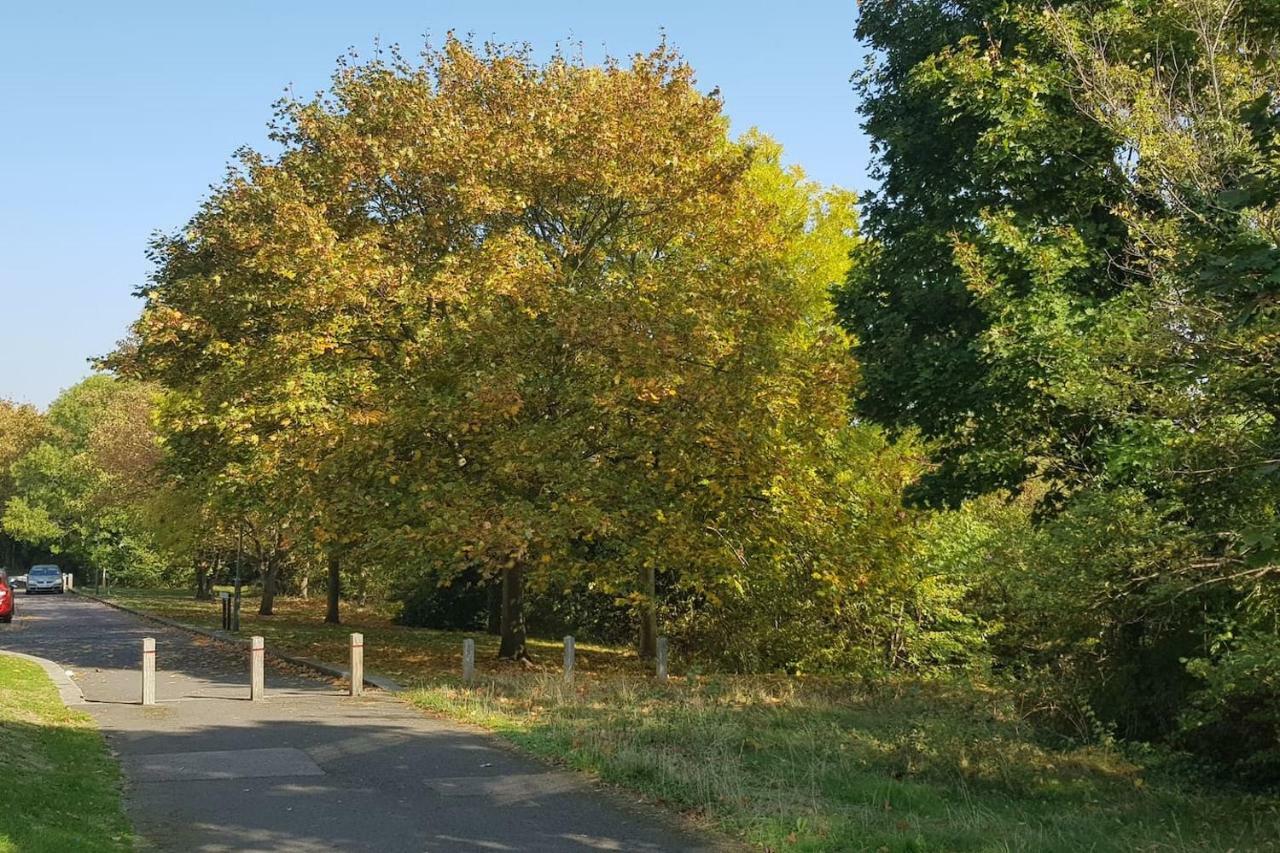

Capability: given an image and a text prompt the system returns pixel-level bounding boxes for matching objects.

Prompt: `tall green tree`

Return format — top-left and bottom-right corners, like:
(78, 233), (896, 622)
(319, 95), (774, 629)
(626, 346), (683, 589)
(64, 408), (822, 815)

(838, 0), (1147, 713)
(839, 0), (1130, 507)
(844, 0), (1280, 775)
(1043, 0), (1280, 779)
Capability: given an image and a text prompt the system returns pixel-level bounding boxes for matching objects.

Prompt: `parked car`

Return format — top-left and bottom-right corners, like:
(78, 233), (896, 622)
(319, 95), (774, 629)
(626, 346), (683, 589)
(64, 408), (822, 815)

(0, 573), (13, 623)
(26, 565), (64, 594)
(10, 573), (25, 590)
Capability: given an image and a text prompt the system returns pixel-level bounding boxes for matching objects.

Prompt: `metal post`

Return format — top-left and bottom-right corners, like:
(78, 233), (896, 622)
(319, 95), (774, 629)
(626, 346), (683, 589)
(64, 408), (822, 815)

(656, 636), (669, 683)
(141, 638), (156, 705)
(349, 633), (364, 697)
(249, 636), (265, 701)
(462, 638), (475, 682)
(563, 635), (575, 684)
(220, 592), (231, 630)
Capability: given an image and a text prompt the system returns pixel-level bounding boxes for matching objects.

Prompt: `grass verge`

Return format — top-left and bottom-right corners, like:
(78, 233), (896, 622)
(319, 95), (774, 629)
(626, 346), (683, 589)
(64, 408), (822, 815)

(0, 655), (131, 852)
(407, 674), (1280, 852)
(103, 589), (1280, 851)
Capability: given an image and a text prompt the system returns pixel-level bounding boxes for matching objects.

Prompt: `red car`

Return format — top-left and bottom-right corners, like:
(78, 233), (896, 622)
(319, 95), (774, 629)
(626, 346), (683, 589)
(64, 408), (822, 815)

(0, 573), (12, 623)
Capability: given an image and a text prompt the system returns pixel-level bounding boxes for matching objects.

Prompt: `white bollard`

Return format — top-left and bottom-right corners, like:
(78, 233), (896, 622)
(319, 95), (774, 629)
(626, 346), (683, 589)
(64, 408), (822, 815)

(656, 636), (669, 683)
(141, 638), (156, 705)
(249, 636), (265, 701)
(462, 638), (475, 683)
(563, 635), (575, 684)
(349, 633), (364, 697)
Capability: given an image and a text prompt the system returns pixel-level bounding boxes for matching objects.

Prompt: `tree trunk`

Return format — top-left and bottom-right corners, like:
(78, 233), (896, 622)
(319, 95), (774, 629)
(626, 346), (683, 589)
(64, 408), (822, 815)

(325, 550), (341, 625)
(356, 563), (368, 607)
(637, 564), (658, 659)
(299, 572), (309, 599)
(486, 577), (502, 635)
(497, 563), (528, 660)
(259, 553), (277, 616)
(258, 530), (284, 616)
(195, 554), (215, 600)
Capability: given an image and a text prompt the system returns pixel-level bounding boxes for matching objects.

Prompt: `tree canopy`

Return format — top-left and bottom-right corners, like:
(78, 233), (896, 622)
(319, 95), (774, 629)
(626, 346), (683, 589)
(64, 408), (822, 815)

(840, 0), (1280, 779)
(112, 39), (936, 667)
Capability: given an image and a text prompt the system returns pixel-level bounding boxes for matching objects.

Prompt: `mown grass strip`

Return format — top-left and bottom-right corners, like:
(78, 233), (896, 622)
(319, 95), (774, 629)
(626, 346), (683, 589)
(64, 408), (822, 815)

(0, 655), (131, 853)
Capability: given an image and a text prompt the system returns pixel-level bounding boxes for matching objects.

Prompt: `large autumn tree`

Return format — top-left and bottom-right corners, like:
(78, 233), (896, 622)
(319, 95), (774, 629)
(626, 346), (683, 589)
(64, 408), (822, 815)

(121, 38), (867, 660)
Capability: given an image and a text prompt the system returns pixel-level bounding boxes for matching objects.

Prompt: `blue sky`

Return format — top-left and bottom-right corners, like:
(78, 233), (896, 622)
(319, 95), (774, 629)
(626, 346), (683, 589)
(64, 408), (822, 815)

(1, 1), (870, 408)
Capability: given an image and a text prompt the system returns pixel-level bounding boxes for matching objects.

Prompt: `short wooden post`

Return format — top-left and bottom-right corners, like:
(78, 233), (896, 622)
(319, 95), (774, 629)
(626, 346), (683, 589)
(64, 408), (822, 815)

(462, 638), (476, 682)
(656, 636), (669, 683)
(563, 635), (575, 684)
(249, 636), (265, 701)
(141, 638), (156, 705)
(63, 573), (73, 591)
(349, 633), (364, 697)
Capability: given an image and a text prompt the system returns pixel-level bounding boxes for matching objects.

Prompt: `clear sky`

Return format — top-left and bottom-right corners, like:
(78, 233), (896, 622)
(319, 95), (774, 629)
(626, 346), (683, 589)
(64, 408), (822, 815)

(0, 1), (869, 409)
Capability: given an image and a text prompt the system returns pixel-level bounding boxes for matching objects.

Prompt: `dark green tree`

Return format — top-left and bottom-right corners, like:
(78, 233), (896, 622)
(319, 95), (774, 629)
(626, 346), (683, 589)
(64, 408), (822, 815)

(839, 0), (1130, 507)
(843, 0), (1280, 777)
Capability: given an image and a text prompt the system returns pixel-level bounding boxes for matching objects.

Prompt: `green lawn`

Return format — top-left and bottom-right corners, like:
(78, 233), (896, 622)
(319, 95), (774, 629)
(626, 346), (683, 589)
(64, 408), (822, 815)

(103, 587), (638, 685)
(0, 655), (131, 853)
(101, 588), (1280, 852)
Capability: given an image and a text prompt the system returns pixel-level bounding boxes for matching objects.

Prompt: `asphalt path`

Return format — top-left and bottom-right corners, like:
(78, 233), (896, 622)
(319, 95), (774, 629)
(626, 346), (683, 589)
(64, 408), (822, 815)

(0, 592), (720, 853)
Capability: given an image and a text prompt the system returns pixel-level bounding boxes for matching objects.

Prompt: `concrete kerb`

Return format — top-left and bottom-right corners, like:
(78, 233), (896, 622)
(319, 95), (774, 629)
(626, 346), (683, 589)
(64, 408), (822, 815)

(0, 649), (85, 706)
(70, 590), (402, 693)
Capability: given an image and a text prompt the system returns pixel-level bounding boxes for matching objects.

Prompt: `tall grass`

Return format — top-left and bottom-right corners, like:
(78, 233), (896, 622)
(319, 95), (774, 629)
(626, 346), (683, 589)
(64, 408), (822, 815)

(409, 674), (1280, 852)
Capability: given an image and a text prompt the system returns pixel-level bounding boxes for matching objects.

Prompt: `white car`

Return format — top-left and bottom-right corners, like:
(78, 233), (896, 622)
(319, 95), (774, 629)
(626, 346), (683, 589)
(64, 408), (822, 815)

(26, 565), (64, 594)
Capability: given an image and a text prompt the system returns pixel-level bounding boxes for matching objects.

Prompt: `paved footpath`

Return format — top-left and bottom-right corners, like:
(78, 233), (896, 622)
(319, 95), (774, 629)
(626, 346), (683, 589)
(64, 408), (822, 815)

(0, 594), (721, 853)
